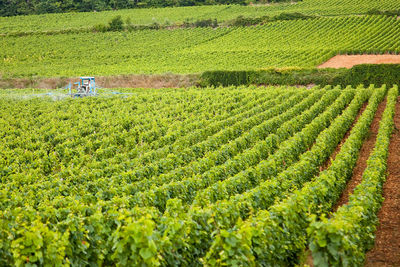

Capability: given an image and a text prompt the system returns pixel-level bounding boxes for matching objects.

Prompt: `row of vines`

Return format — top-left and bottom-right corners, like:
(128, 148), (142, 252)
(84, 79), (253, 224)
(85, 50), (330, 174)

(1, 15), (400, 78)
(1, 0), (399, 34)
(0, 85), (396, 265)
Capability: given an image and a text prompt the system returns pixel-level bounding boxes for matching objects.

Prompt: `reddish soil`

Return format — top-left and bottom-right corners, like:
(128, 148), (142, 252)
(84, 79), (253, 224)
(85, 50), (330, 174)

(318, 54), (400, 69)
(332, 99), (387, 212)
(364, 97), (400, 267)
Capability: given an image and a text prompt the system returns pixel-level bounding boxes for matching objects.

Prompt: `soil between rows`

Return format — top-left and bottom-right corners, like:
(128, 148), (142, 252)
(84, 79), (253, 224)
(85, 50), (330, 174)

(331, 98), (387, 212)
(364, 97), (400, 267)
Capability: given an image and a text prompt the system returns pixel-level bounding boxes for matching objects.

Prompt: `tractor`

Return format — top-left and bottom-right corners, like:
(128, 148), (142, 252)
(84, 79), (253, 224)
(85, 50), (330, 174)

(68, 77), (97, 97)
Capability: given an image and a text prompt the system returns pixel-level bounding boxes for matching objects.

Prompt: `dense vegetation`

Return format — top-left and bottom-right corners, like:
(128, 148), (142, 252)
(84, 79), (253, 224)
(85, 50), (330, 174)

(2, 0), (400, 265)
(200, 64), (400, 87)
(309, 85), (398, 266)
(1, 15), (400, 78)
(0, 86), (397, 265)
(0, 0), (307, 17)
(0, 0), (247, 17)
(1, 0), (399, 35)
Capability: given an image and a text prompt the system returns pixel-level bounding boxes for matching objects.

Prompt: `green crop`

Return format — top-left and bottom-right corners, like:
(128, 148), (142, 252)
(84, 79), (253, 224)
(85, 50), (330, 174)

(1, 0), (399, 35)
(1, 15), (400, 78)
(1, 85), (395, 266)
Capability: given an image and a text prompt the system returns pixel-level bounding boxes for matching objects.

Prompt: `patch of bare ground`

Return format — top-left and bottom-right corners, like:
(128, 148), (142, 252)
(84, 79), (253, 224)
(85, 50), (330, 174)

(318, 54), (400, 69)
(304, 101), (370, 267)
(331, 98), (387, 212)
(0, 73), (198, 89)
(364, 97), (400, 267)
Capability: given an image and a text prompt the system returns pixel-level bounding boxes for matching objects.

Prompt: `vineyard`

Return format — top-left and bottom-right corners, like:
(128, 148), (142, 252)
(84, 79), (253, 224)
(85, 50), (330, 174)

(2, 0), (400, 265)
(2, 15), (400, 78)
(1, 0), (399, 35)
(0, 85), (398, 266)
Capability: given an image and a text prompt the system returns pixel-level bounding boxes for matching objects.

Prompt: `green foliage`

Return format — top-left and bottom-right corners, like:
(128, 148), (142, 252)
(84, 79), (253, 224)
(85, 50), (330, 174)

(93, 15), (126, 32)
(367, 8), (400, 16)
(228, 15), (269, 26)
(108, 15), (125, 31)
(309, 85), (398, 266)
(272, 12), (315, 21)
(201, 64), (400, 87)
(10, 220), (69, 266)
(0, 85), (396, 265)
(200, 70), (259, 86)
(193, 18), (219, 28)
(111, 215), (161, 266)
(93, 23), (108, 33)
(2, 16), (400, 78)
(1, 0), (399, 35)
(0, 0), (249, 16)
(334, 64), (400, 88)
(200, 69), (346, 86)
(202, 86), (387, 265)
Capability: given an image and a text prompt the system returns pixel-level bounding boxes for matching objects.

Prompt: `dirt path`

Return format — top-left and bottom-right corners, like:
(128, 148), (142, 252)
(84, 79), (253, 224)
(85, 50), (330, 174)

(318, 54), (400, 69)
(331, 99), (387, 212)
(364, 97), (400, 267)
(0, 74), (198, 89)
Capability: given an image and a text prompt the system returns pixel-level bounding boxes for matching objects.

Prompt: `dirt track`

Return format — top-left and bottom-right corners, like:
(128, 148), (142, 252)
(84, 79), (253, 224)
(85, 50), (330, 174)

(318, 54), (400, 69)
(0, 74), (198, 89)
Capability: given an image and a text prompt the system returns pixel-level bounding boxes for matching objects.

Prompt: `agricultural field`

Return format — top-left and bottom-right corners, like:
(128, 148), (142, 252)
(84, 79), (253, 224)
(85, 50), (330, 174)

(0, 85), (399, 266)
(2, 0), (400, 265)
(2, 15), (400, 78)
(0, 0), (399, 35)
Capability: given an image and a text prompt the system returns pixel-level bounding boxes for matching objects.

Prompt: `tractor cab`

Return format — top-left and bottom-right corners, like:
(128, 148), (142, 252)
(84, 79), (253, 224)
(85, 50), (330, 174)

(69, 77), (97, 97)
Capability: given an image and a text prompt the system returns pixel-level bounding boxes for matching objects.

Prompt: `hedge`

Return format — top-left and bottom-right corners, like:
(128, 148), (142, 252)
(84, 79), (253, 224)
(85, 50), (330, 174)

(199, 64), (400, 88)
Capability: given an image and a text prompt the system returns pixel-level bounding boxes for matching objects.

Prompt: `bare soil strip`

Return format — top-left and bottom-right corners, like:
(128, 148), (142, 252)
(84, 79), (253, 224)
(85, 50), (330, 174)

(304, 101), (369, 267)
(364, 97), (400, 267)
(318, 54), (400, 69)
(331, 99), (387, 212)
(0, 74), (198, 89)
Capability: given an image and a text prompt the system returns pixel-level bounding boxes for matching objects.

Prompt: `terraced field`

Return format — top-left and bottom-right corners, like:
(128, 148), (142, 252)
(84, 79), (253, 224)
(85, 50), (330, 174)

(0, 86), (398, 265)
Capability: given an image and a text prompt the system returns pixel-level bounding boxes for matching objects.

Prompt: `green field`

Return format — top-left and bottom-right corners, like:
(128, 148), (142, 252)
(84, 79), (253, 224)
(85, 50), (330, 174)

(1, 0), (400, 266)
(0, 86), (397, 266)
(2, 15), (400, 78)
(1, 0), (399, 35)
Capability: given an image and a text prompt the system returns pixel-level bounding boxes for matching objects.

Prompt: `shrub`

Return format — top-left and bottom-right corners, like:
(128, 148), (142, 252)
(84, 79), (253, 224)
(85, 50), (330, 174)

(366, 8), (400, 16)
(272, 12), (315, 21)
(229, 15), (269, 27)
(108, 15), (124, 31)
(93, 23), (108, 32)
